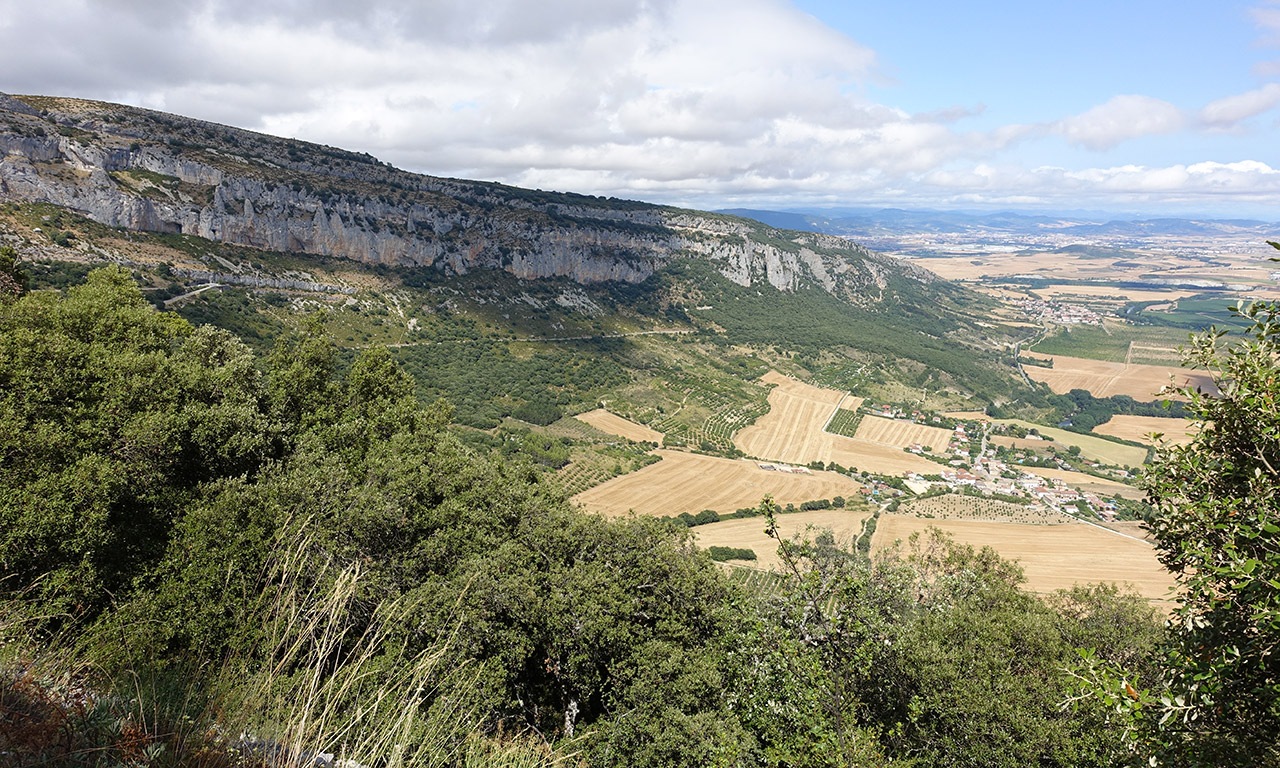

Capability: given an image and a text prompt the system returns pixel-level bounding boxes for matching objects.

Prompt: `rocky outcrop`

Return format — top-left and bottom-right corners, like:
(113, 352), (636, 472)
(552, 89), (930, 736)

(0, 93), (931, 301)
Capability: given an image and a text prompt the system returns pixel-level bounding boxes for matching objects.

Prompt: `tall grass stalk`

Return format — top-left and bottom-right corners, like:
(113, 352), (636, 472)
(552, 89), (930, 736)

(1, 524), (571, 767)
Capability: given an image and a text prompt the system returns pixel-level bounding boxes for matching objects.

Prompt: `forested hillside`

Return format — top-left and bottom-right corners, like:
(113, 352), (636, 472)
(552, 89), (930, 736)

(0, 92), (1036, 420)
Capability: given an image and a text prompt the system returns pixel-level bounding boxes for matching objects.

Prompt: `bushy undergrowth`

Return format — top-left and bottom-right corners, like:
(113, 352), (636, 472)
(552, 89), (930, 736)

(0, 267), (1174, 767)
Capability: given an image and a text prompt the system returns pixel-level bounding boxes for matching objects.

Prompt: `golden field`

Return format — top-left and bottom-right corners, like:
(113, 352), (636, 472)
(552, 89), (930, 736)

(872, 515), (1174, 603)
(1094, 415), (1198, 446)
(733, 372), (940, 476)
(574, 408), (664, 443)
(573, 450), (862, 518)
(1024, 354), (1217, 400)
(853, 415), (953, 450)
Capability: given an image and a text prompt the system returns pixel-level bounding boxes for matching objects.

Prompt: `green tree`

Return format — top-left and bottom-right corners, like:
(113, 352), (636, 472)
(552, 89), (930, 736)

(1075, 250), (1280, 767)
(0, 244), (28, 298)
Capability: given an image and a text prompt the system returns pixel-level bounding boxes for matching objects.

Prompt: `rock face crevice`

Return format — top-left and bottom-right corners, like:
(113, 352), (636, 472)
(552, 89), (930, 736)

(0, 94), (939, 300)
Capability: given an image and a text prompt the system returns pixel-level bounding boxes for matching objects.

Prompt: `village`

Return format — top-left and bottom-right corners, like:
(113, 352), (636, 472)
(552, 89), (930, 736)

(1013, 297), (1103, 325)
(851, 409), (1126, 521)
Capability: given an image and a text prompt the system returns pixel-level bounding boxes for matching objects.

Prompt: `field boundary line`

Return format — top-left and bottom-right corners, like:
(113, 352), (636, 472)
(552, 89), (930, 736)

(821, 393), (848, 434)
(1060, 511), (1153, 545)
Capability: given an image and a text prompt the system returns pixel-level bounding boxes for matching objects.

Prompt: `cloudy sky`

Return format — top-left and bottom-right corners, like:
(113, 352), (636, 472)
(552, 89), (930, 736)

(2, 0), (1279, 216)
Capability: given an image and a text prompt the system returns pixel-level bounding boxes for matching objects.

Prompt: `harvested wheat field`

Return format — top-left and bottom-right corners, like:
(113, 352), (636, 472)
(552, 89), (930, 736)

(574, 450), (862, 518)
(693, 509), (873, 569)
(825, 439), (944, 476)
(853, 415), (953, 451)
(733, 371), (938, 475)
(872, 516), (1174, 603)
(942, 410), (990, 421)
(574, 409), (664, 443)
(735, 371), (851, 458)
(1099, 520), (1157, 542)
(1023, 467), (1146, 500)
(1025, 354), (1216, 400)
(899, 494), (1072, 525)
(1094, 415), (1197, 446)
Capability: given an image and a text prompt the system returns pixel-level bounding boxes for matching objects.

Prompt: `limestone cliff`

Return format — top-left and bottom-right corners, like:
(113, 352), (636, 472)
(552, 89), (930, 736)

(0, 94), (939, 302)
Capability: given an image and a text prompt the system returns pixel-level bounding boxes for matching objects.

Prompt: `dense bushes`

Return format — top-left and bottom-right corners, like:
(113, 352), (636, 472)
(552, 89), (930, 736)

(0, 268), (1171, 767)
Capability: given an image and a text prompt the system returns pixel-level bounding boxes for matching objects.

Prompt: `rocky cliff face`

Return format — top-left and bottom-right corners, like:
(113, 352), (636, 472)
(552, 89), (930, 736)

(0, 94), (938, 301)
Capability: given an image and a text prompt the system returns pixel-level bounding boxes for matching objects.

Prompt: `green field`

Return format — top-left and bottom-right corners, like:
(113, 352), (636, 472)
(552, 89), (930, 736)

(1139, 295), (1254, 331)
(1030, 323), (1195, 363)
(995, 419), (1149, 468)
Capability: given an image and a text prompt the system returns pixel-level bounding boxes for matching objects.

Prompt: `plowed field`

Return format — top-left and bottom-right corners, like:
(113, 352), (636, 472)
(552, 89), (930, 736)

(574, 409), (663, 443)
(573, 450), (863, 518)
(872, 515), (1174, 603)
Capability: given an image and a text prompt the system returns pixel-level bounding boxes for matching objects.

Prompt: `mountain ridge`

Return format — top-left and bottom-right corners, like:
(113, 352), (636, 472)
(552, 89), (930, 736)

(0, 93), (945, 306)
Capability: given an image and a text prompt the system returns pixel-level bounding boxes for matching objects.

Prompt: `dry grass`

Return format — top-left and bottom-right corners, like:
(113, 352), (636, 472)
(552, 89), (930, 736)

(871, 515), (1175, 603)
(942, 410), (990, 420)
(573, 409), (663, 443)
(1024, 354), (1217, 400)
(0, 525), (563, 768)
(853, 415), (953, 450)
(692, 509), (872, 570)
(572, 450), (862, 518)
(1093, 415), (1198, 446)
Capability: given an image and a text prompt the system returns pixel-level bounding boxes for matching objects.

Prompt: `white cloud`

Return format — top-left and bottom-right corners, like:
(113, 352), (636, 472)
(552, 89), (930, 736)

(1251, 1), (1280, 76)
(1052, 95), (1185, 150)
(1200, 83), (1280, 128)
(0, 0), (1277, 215)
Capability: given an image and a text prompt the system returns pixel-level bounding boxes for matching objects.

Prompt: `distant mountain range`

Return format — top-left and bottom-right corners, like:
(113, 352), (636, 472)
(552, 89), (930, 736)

(718, 207), (1278, 245)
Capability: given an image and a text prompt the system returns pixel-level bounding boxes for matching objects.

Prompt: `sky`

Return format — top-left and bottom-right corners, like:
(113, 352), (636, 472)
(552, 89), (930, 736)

(1, 0), (1278, 218)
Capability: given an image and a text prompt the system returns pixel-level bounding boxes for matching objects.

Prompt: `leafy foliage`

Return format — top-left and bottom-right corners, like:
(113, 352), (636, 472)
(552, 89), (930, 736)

(1119, 293), (1280, 766)
(0, 266), (1173, 767)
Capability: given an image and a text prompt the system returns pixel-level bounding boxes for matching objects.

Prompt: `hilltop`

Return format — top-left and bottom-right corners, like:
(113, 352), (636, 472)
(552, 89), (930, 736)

(0, 93), (1037, 432)
(1, 92), (939, 300)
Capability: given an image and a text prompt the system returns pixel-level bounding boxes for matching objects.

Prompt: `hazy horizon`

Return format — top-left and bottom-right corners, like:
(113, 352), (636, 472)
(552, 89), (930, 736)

(2, 1), (1278, 218)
